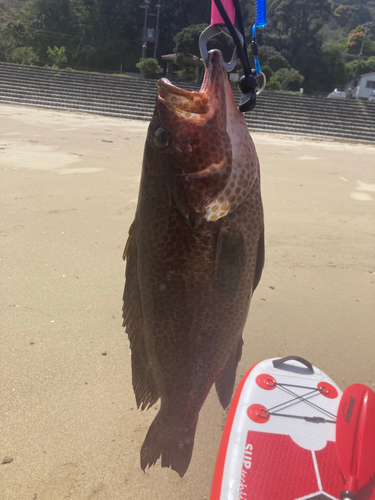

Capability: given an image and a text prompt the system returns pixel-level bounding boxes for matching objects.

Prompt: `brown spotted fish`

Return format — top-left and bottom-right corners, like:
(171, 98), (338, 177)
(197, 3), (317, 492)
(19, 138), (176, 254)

(122, 49), (264, 477)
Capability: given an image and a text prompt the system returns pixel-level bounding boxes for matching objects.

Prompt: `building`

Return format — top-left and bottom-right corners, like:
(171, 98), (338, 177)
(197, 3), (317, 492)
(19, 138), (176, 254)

(345, 71), (375, 99)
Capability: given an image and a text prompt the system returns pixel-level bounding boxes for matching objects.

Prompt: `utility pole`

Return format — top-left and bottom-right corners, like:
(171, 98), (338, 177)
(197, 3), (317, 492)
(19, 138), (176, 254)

(153, 2), (161, 59)
(140, 0), (151, 58)
(350, 21), (375, 98)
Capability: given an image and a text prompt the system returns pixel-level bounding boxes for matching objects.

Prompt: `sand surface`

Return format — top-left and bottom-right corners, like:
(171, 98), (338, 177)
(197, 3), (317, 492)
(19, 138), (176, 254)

(1, 103), (374, 500)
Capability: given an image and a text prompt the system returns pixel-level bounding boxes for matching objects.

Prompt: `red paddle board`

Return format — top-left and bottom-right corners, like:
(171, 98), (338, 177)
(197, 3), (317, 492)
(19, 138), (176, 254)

(210, 356), (375, 500)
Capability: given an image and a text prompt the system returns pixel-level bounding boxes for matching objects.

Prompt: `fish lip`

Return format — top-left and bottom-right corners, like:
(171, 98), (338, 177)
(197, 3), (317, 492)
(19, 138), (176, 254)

(158, 78), (195, 99)
(157, 79), (210, 116)
(156, 50), (224, 118)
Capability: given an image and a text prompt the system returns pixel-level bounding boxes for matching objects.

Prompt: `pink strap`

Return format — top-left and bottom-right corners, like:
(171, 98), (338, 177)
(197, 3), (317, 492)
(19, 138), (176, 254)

(211, 0), (235, 25)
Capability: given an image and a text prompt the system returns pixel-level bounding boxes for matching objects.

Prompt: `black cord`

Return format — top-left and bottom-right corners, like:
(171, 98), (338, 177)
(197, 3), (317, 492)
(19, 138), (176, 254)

(232, 0), (250, 69)
(212, 0), (251, 75)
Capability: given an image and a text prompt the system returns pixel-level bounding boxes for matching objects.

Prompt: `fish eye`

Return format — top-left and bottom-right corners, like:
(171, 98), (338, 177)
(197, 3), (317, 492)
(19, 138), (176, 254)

(153, 128), (171, 149)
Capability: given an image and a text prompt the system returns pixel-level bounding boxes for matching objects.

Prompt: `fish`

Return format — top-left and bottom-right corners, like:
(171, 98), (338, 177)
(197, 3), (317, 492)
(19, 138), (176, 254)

(122, 49), (264, 477)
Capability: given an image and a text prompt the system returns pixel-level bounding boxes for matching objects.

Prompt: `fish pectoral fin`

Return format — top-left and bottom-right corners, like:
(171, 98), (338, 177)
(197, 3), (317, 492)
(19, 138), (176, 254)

(214, 228), (245, 300)
(253, 229), (265, 293)
(122, 222), (159, 410)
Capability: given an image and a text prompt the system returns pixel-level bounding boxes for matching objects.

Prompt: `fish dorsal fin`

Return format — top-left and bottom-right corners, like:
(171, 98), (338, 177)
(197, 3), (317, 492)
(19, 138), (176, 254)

(122, 223), (159, 410)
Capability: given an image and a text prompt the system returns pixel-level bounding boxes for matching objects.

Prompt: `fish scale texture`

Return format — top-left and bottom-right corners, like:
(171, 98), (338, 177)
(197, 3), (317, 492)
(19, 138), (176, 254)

(122, 50), (264, 477)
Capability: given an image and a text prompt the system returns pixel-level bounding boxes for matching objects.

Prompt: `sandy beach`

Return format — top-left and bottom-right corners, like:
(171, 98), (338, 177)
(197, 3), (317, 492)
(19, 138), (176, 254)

(1, 103), (374, 500)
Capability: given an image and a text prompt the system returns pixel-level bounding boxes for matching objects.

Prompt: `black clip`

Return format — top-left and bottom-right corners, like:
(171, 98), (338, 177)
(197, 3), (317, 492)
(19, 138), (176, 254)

(238, 71), (258, 112)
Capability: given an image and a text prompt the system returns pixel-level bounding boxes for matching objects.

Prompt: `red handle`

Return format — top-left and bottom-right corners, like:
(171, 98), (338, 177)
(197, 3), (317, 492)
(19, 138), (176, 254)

(211, 0), (235, 25)
(336, 384), (375, 494)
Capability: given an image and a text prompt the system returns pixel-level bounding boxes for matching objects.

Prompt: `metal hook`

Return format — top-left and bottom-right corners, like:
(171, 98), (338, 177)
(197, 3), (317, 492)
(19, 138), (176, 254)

(199, 24), (244, 72)
(257, 71), (266, 95)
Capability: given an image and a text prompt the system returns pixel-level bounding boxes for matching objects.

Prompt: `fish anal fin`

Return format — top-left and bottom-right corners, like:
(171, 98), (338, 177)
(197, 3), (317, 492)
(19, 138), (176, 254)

(214, 228), (245, 300)
(122, 223), (159, 410)
(215, 339), (243, 409)
(140, 410), (198, 478)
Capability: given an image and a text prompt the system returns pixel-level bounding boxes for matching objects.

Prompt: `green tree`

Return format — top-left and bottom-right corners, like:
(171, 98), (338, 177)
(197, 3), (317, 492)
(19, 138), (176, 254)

(321, 42), (348, 90)
(346, 25), (375, 54)
(268, 67), (304, 91)
(47, 45), (67, 67)
(258, 45), (289, 72)
(262, 0), (332, 89)
(174, 23), (207, 58)
(10, 45), (38, 65)
(0, 23), (16, 61)
(136, 57), (163, 78)
(345, 55), (375, 78)
(344, 4), (373, 33)
(334, 5), (353, 27)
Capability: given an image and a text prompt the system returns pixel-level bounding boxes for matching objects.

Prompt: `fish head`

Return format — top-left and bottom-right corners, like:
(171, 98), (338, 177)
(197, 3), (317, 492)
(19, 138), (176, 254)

(148, 49), (259, 225)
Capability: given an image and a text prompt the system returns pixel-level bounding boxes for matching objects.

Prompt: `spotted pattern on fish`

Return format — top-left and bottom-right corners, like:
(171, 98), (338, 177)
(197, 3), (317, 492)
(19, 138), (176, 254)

(122, 49), (264, 477)
(205, 101), (259, 221)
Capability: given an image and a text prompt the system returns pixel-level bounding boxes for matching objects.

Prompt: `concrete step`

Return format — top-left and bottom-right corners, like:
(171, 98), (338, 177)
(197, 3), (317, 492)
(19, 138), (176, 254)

(1, 82), (372, 129)
(1, 86), (373, 136)
(2, 95), (374, 142)
(0, 81), (375, 126)
(0, 64), (371, 108)
(1, 62), (374, 143)
(1, 62), (374, 110)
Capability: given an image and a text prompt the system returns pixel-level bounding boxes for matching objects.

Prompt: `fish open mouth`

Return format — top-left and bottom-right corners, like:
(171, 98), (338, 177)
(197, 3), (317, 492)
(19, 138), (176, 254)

(156, 51), (226, 123)
(157, 79), (210, 117)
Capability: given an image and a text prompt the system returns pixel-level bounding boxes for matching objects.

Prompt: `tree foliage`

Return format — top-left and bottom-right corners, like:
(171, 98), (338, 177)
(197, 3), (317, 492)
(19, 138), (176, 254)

(334, 4), (353, 26)
(10, 45), (38, 64)
(346, 24), (375, 54)
(269, 67), (304, 91)
(136, 57), (163, 78)
(258, 45), (289, 72)
(0, 0), (374, 92)
(174, 23), (208, 58)
(47, 45), (67, 67)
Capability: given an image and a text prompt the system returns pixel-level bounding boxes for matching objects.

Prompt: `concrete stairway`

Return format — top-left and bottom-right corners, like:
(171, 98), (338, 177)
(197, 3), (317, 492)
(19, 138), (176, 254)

(1, 62), (374, 143)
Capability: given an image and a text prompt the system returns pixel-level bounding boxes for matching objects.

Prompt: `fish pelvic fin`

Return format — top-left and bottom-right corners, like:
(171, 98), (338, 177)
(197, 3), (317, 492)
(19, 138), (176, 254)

(122, 223), (159, 410)
(140, 410), (198, 477)
(215, 338), (243, 409)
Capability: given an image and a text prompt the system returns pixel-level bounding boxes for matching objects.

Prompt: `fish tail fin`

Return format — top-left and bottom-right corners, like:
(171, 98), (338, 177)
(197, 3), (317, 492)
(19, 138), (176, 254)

(215, 338), (243, 408)
(140, 410), (198, 477)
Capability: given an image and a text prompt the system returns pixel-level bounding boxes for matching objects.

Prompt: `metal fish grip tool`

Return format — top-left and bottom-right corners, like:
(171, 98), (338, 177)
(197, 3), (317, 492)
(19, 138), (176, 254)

(199, 0), (267, 112)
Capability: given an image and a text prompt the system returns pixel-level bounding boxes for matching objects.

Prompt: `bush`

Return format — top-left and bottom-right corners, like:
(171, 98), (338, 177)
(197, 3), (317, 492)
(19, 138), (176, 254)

(268, 68), (304, 91)
(266, 79), (281, 91)
(47, 46), (67, 68)
(10, 46), (37, 65)
(136, 58), (163, 79)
